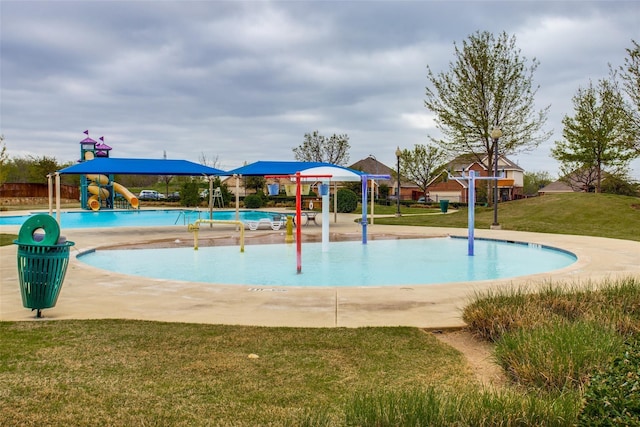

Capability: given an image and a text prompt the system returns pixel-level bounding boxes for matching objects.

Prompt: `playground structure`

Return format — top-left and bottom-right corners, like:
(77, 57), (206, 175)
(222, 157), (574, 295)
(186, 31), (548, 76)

(78, 132), (139, 210)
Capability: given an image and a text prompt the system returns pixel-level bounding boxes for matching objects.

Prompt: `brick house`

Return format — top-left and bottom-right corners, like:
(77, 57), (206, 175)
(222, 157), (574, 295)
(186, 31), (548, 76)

(425, 154), (524, 203)
(349, 156), (420, 200)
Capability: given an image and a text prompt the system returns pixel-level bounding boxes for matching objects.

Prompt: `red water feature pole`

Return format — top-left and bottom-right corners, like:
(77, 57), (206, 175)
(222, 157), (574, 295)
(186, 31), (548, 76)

(266, 172), (332, 274)
(295, 172), (302, 273)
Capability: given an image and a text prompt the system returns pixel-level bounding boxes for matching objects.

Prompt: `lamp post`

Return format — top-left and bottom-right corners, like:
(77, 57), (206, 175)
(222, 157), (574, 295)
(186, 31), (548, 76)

(395, 147), (402, 217)
(490, 126), (502, 229)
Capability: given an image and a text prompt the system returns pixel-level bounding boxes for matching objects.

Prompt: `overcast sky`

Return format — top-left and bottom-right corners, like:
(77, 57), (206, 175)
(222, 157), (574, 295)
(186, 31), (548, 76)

(1, 0), (639, 179)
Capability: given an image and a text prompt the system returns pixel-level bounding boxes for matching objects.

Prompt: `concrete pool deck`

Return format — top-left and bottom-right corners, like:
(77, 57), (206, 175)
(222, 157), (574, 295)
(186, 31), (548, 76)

(1, 211), (639, 327)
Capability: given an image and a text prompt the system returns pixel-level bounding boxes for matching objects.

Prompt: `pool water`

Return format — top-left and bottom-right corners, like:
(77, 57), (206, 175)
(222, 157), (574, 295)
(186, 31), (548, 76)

(78, 237), (577, 287)
(0, 210), (285, 229)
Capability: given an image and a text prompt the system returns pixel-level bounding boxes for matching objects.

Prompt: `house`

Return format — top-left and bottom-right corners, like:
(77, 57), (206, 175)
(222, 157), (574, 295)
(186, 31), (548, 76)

(539, 167), (603, 195)
(426, 154), (525, 203)
(537, 180), (575, 195)
(349, 156), (420, 200)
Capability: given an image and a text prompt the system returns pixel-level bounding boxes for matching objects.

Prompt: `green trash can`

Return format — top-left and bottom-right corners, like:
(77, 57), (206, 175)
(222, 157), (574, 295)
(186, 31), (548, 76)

(14, 241), (75, 318)
(14, 214), (75, 318)
(439, 199), (449, 213)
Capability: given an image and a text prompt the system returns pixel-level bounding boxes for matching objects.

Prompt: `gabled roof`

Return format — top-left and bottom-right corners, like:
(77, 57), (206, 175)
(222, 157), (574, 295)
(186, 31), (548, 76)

(349, 157), (394, 176)
(447, 154), (524, 172)
(226, 161), (364, 182)
(348, 157), (396, 184)
(538, 181), (575, 193)
(58, 157), (226, 175)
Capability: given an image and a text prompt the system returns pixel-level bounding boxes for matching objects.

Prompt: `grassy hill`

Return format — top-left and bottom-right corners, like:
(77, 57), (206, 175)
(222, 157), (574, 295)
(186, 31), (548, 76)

(376, 193), (640, 242)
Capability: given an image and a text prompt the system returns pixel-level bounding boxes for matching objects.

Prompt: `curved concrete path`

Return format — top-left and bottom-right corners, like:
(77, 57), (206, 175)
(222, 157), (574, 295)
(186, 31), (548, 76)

(2, 211), (639, 327)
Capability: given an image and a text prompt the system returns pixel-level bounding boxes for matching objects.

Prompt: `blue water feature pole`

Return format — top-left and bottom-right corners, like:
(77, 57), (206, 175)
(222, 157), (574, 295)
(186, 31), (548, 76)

(321, 180), (330, 252)
(467, 172), (476, 256)
(360, 174), (391, 244)
(361, 177), (368, 244)
(449, 170), (500, 256)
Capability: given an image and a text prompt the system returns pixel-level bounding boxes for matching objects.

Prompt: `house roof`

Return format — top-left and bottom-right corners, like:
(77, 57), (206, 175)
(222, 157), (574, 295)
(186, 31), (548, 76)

(538, 180), (575, 193)
(226, 161), (364, 182)
(349, 157), (394, 175)
(58, 157), (227, 175)
(447, 154), (524, 172)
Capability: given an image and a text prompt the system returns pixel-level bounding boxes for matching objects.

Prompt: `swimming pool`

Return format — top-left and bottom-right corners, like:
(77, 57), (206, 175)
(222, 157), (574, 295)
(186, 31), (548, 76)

(0, 210), (286, 229)
(78, 237), (577, 287)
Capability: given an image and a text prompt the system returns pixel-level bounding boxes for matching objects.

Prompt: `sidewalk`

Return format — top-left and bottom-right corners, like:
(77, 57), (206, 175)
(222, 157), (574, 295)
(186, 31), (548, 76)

(2, 213), (639, 327)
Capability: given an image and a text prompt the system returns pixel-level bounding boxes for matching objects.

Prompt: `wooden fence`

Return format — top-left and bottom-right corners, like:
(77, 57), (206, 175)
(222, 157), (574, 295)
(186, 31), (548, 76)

(0, 183), (80, 199)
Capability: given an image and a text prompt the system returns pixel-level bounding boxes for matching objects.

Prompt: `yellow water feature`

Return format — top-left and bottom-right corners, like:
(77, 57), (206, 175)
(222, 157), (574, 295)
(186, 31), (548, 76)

(85, 173), (139, 210)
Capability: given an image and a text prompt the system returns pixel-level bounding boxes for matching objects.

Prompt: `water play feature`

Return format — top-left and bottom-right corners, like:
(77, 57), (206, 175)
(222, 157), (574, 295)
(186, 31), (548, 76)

(78, 237), (577, 288)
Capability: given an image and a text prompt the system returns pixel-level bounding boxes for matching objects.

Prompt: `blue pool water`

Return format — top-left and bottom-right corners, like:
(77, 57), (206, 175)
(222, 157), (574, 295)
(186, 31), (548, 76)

(78, 237), (577, 287)
(0, 210), (286, 229)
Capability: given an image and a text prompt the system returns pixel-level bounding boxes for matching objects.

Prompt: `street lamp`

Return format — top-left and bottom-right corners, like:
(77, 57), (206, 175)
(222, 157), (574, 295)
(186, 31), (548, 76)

(490, 126), (502, 229)
(395, 146), (402, 217)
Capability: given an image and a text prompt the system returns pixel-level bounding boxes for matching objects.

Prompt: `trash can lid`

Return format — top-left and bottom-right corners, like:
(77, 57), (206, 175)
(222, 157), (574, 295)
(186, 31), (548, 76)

(18, 214), (60, 246)
(33, 233), (67, 244)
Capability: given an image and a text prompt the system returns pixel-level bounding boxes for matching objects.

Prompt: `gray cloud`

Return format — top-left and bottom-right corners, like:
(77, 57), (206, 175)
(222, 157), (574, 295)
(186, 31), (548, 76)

(1, 0), (638, 177)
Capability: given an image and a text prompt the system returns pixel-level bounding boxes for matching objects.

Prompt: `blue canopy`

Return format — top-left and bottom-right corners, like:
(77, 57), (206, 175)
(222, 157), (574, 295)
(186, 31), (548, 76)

(226, 161), (363, 181)
(58, 157), (226, 175)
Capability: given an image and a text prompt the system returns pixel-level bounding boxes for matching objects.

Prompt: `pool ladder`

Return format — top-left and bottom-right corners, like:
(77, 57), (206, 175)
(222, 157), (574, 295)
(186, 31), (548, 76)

(174, 209), (203, 225)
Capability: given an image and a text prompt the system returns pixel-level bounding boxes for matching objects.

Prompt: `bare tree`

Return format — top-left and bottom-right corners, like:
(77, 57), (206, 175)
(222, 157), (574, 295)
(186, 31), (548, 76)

(0, 135), (8, 186)
(398, 144), (448, 198)
(292, 131), (350, 165)
(198, 152), (221, 168)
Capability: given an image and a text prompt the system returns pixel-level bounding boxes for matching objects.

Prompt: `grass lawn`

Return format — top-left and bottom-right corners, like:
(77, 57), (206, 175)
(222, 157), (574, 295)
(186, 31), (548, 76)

(374, 192), (640, 241)
(1, 193), (639, 425)
(0, 322), (470, 426)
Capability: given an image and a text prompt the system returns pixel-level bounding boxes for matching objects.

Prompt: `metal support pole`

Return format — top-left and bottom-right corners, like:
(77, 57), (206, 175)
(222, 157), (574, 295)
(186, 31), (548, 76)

(493, 138), (499, 227)
(47, 174), (53, 216)
(55, 172), (61, 225)
(490, 126), (502, 229)
(296, 172), (302, 273)
(361, 178), (368, 244)
(395, 147), (401, 217)
(468, 173), (475, 256)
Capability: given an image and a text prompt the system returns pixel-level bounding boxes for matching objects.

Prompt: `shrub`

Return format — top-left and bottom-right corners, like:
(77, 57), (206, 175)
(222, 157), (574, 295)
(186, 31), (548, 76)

(336, 188), (358, 213)
(579, 338), (640, 426)
(243, 194), (263, 209)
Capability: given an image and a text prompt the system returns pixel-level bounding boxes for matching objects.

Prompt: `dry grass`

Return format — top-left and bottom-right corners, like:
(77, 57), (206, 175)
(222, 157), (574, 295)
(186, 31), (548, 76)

(0, 321), (471, 426)
(463, 278), (640, 342)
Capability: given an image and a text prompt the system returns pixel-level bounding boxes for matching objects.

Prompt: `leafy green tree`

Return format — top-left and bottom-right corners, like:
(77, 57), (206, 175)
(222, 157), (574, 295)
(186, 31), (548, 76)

(398, 144), (448, 199)
(552, 78), (638, 193)
(244, 176), (266, 193)
(4, 157), (30, 183)
(618, 40), (640, 152)
(293, 130), (350, 165)
(27, 155), (60, 184)
(425, 30), (550, 180)
(0, 135), (8, 186)
(601, 173), (639, 196)
(523, 171), (554, 195)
